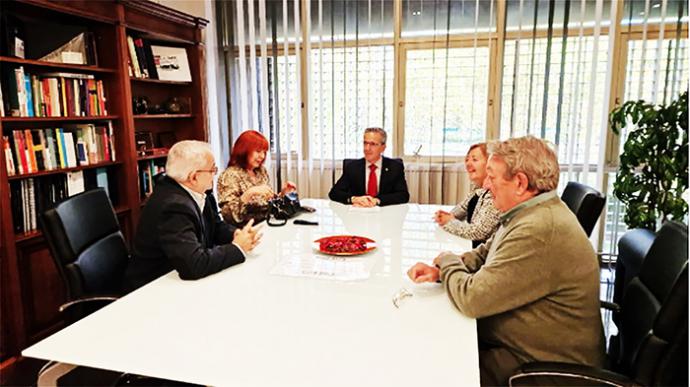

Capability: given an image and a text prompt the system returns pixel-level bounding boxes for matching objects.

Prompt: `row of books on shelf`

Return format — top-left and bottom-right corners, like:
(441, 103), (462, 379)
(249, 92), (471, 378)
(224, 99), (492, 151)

(1, 67), (108, 118)
(10, 169), (111, 234)
(3, 123), (116, 176)
(127, 36), (158, 80)
(140, 159), (165, 198)
(127, 35), (192, 82)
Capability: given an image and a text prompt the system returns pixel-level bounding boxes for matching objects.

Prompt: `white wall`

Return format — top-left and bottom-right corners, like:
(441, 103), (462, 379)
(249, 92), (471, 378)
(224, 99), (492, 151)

(156, 0), (229, 166)
(155, 0), (205, 18)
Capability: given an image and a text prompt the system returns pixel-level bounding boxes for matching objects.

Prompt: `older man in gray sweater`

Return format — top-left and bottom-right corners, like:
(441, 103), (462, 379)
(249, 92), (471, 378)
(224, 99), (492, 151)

(408, 136), (605, 386)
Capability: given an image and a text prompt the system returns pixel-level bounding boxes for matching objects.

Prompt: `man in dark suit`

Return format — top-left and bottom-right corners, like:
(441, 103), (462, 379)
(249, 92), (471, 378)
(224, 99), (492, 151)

(329, 128), (409, 207)
(125, 140), (261, 292)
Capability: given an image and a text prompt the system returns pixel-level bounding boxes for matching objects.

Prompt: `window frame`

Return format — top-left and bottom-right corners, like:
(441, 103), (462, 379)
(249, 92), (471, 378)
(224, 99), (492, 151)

(397, 37), (494, 163)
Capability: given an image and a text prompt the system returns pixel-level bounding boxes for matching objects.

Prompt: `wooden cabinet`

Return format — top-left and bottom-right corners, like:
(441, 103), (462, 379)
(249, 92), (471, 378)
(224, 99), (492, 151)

(0, 0), (207, 371)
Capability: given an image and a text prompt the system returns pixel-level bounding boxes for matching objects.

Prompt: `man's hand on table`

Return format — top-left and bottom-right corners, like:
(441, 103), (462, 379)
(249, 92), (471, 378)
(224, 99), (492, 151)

(351, 195), (379, 207)
(233, 219), (263, 252)
(407, 263), (440, 283)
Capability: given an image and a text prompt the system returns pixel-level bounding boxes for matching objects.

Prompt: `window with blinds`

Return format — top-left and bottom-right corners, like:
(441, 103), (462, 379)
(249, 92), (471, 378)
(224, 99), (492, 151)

(403, 46), (489, 157)
(309, 45), (394, 160)
(501, 36), (610, 164)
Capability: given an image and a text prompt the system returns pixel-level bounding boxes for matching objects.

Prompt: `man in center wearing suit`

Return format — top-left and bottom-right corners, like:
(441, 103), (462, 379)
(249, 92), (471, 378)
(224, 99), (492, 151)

(329, 127), (410, 207)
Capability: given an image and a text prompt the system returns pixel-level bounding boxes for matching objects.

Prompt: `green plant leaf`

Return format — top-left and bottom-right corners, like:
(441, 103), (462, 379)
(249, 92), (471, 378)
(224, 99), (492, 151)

(609, 90), (689, 230)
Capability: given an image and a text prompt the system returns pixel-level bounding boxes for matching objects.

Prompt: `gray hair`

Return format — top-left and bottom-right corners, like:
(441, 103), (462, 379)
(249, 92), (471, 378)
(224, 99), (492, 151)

(364, 127), (387, 144)
(488, 136), (559, 192)
(166, 140), (214, 182)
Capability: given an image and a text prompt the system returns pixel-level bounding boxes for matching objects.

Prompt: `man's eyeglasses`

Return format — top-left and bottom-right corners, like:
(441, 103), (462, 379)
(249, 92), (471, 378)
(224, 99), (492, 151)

(363, 141), (382, 147)
(197, 166), (218, 175)
(392, 287), (412, 308)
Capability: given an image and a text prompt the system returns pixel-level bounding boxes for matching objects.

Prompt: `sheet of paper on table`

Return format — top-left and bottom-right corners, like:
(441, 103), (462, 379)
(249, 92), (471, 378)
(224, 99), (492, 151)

(270, 253), (375, 281)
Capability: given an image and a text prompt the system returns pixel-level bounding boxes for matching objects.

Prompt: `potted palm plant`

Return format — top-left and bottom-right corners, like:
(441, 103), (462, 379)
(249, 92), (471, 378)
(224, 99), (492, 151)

(608, 91), (688, 230)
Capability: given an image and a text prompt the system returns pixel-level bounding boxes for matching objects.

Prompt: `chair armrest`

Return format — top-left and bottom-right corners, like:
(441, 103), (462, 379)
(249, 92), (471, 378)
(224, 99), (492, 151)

(59, 296), (118, 313)
(600, 300), (621, 313)
(509, 361), (638, 387)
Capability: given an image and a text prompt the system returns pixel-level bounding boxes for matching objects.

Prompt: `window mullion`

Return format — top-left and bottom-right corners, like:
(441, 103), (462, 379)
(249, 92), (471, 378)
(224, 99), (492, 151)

(486, 0), (507, 141)
(393, 0), (403, 157)
(300, 0), (310, 166)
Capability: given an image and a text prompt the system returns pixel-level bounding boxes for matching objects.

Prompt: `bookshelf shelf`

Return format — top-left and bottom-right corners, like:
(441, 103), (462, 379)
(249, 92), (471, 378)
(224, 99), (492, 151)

(0, 56), (117, 74)
(7, 161), (122, 180)
(1, 115), (119, 123)
(14, 230), (42, 243)
(137, 153), (168, 161)
(130, 78), (192, 85)
(13, 205), (130, 243)
(134, 114), (192, 119)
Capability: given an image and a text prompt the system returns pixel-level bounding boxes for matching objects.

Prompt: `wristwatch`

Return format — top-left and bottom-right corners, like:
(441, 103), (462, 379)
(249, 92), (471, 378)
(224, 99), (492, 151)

(348, 196), (354, 204)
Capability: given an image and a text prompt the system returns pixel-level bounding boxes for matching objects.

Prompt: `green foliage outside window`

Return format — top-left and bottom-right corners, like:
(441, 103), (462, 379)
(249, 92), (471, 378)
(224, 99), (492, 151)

(609, 91), (688, 230)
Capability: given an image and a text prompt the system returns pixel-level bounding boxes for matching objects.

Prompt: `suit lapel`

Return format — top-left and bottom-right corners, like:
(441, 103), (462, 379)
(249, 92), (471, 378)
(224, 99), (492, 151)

(172, 179), (207, 246)
(355, 158), (367, 195)
(379, 157), (389, 194)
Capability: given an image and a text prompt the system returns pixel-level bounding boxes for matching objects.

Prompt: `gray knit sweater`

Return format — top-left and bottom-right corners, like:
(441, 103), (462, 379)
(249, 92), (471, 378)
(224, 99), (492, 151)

(438, 191), (606, 370)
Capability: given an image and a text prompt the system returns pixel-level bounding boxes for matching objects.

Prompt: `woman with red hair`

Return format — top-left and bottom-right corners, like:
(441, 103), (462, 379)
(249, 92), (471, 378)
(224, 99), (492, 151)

(217, 130), (295, 226)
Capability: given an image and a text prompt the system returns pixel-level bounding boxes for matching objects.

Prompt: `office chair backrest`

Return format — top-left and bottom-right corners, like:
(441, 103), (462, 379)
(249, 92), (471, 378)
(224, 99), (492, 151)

(560, 181), (606, 237)
(41, 189), (128, 300)
(342, 158), (404, 170)
(616, 221), (688, 385)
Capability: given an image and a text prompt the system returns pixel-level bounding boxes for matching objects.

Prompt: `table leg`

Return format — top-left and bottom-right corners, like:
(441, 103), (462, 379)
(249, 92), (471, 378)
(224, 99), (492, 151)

(37, 361), (78, 387)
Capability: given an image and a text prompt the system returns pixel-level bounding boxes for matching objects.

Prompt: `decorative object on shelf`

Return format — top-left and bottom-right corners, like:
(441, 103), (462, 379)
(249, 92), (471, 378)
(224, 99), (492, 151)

(1, 13), (25, 58)
(133, 96), (149, 115)
(609, 90), (688, 230)
(164, 97), (183, 114)
(38, 32), (97, 65)
(147, 103), (165, 115)
(135, 131), (154, 156)
(158, 131), (176, 149)
(151, 45), (191, 82)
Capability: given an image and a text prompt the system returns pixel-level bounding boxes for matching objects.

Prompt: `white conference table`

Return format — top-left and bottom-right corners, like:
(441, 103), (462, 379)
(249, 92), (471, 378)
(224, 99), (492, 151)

(23, 199), (479, 386)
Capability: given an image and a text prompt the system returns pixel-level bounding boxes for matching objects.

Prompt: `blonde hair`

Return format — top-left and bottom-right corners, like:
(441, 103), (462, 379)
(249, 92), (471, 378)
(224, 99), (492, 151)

(467, 142), (487, 158)
(166, 140), (213, 182)
(488, 136), (559, 192)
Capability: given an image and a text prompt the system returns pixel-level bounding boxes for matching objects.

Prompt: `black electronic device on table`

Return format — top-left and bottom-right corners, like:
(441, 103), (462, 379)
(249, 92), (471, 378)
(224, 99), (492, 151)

(294, 219), (318, 226)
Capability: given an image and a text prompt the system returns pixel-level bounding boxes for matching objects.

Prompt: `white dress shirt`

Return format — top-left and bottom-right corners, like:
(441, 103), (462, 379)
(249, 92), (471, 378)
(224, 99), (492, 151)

(179, 183), (246, 257)
(179, 183), (206, 213)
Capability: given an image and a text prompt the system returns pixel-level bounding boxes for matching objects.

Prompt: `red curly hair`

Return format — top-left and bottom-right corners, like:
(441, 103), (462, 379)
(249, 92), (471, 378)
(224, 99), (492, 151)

(229, 130), (269, 169)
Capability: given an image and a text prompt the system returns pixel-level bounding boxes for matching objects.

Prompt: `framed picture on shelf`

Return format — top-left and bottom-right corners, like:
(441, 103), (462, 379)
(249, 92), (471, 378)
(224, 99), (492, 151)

(151, 45), (191, 82)
(135, 131), (154, 155)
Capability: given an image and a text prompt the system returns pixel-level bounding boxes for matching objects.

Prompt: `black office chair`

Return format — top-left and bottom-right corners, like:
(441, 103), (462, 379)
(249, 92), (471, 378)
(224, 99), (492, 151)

(509, 221), (689, 387)
(40, 189), (184, 386)
(342, 157), (403, 169)
(37, 189), (127, 384)
(41, 188), (128, 323)
(612, 228), (655, 324)
(561, 181), (606, 237)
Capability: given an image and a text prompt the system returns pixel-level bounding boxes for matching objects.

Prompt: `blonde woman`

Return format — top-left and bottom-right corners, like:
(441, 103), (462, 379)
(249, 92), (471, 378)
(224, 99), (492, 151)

(434, 143), (500, 247)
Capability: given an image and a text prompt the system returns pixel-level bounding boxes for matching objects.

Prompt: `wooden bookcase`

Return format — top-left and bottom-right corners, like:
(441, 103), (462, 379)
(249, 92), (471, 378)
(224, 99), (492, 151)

(0, 0), (208, 371)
